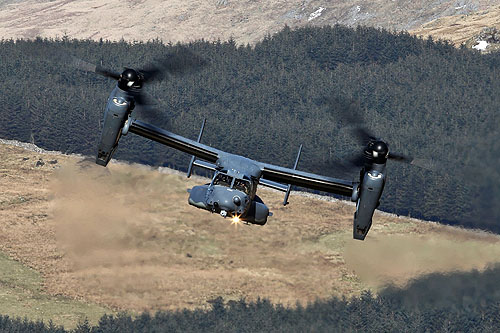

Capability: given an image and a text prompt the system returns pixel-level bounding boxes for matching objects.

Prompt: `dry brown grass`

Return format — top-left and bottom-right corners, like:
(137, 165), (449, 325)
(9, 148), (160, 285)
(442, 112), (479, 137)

(2, 142), (500, 316)
(0, 0), (498, 46)
(0, 144), (110, 328)
(410, 5), (500, 47)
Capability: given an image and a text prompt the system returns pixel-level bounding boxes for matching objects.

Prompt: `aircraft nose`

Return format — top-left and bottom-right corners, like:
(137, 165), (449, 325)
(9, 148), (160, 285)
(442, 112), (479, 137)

(209, 186), (248, 216)
(218, 198), (237, 212)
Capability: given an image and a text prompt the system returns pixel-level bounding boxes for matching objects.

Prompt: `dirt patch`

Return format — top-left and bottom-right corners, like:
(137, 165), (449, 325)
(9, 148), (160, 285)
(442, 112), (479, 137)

(344, 232), (500, 289)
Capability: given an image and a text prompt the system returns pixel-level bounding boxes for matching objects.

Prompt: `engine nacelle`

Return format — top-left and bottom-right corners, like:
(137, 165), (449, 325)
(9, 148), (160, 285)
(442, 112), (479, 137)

(188, 185), (209, 209)
(353, 165), (385, 240)
(96, 87), (133, 166)
(243, 200), (270, 225)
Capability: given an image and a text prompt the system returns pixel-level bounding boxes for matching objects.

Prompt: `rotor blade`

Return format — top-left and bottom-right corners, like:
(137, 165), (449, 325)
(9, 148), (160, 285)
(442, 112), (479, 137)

(95, 65), (121, 80)
(129, 90), (172, 126)
(129, 89), (158, 106)
(69, 56), (96, 73)
(138, 64), (165, 83)
(410, 158), (487, 183)
(28, 45), (121, 80)
(340, 102), (378, 145)
(388, 152), (413, 163)
(130, 91), (158, 122)
(138, 47), (207, 83)
(311, 161), (357, 180)
(134, 105), (163, 124)
(346, 154), (366, 168)
(321, 96), (378, 145)
(70, 55), (120, 80)
(160, 46), (207, 74)
(353, 127), (377, 145)
(409, 158), (448, 173)
(322, 96), (363, 126)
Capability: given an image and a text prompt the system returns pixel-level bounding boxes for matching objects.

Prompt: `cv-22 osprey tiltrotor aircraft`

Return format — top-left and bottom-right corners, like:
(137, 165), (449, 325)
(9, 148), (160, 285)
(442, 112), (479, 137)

(76, 50), (413, 240)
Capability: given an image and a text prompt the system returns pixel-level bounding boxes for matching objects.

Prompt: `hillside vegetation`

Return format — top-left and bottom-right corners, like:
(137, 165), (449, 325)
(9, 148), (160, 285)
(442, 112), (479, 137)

(410, 4), (500, 47)
(0, 0), (498, 47)
(2, 141), (500, 331)
(0, 26), (498, 233)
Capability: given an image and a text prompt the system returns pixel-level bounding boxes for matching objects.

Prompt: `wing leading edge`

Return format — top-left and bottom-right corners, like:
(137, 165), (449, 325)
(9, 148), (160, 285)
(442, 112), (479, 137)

(129, 119), (220, 163)
(260, 163), (354, 197)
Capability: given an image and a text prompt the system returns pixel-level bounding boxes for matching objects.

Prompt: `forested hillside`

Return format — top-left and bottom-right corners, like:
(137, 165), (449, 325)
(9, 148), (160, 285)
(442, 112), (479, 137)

(0, 25), (498, 232)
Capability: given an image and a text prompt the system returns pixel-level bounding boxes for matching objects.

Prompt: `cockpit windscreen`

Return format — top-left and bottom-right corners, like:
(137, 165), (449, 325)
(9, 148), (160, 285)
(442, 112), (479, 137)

(233, 179), (251, 194)
(213, 173), (233, 187)
(213, 173), (251, 194)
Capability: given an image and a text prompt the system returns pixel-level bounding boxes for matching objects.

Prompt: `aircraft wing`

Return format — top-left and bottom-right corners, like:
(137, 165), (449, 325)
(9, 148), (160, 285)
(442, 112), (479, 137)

(128, 119), (353, 196)
(128, 119), (221, 163)
(259, 163), (354, 197)
(122, 119), (373, 240)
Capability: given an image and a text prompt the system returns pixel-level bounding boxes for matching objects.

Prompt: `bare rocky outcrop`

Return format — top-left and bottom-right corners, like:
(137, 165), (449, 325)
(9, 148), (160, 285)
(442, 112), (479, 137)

(477, 26), (500, 42)
(468, 26), (500, 52)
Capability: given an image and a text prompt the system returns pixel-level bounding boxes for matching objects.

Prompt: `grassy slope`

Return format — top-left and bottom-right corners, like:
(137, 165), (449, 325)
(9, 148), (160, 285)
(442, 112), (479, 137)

(0, 143), (111, 328)
(410, 4), (500, 48)
(0, 253), (109, 329)
(2, 141), (500, 329)
(0, 0), (497, 46)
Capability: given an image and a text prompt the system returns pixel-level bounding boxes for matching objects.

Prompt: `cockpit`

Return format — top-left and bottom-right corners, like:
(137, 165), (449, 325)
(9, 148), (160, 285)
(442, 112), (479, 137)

(212, 173), (252, 195)
(213, 173), (232, 187)
(233, 178), (251, 194)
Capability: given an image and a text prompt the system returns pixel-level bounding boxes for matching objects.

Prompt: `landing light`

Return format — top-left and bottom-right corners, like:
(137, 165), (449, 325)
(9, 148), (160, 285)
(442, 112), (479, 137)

(231, 215), (241, 225)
